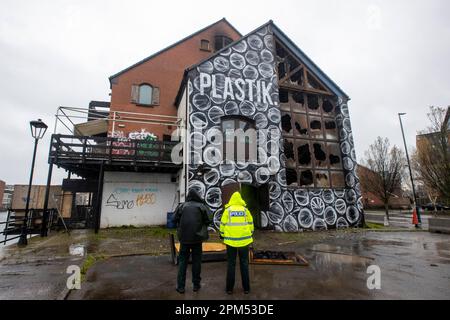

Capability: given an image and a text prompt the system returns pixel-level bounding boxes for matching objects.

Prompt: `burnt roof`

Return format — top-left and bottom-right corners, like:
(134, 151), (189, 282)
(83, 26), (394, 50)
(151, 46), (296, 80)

(174, 20), (350, 106)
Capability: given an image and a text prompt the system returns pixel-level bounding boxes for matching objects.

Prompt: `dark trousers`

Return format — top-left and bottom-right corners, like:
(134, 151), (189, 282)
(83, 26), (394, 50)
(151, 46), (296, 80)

(226, 245), (250, 292)
(177, 243), (202, 289)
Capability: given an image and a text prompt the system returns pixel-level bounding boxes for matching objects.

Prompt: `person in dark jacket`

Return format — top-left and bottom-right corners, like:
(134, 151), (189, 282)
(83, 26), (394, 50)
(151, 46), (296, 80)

(174, 188), (211, 293)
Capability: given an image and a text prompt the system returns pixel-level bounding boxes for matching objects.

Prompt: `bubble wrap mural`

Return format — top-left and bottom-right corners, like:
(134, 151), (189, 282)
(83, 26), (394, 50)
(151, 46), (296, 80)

(185, 23), (364, 232)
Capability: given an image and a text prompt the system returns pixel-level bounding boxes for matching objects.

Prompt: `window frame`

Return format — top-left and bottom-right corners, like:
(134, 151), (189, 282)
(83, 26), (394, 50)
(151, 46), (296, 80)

(220, 115), (256, 163)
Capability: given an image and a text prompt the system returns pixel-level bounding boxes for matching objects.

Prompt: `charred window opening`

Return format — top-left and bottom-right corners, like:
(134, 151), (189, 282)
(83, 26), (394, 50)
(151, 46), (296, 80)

(313, 143), (327, 161)
(286, 55), (300, 72)
(278, 62), (287, 79)
(279, 89), (289, 103)
(289, 69), (303, 86)
(284, 139), (294, 160)
(297, 143), (311, 166)
(294, 115), (308, 136)
(307, 72), (327, 91)
(281, 114), (292, 134)
(315, 171), (329, 187)
(325, 121), (336, 129)
(276, 45), (288, 59)
(328, 143), (342, 169)
(286, 168), (298, 186)
(307, 94), (319, 111)
(214, 35), (233, 51)
(275, 40), (345, 189)
(292, 92), (304, 104)
(284, 138), (296, 168)
(300, 170), (313, 186)
(322, 99), (334, 113)
(313, 143), (327, 169)
(310, 120), (321, 130)
(329, 154), (340, 165)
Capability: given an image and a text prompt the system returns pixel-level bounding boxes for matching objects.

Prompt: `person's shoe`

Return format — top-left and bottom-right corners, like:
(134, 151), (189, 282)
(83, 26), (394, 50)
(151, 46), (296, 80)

(193, 284), (201, 292)
(244, 290), (250, 294)
(226, 290), (233, 295)
(176, 288), (185, 294)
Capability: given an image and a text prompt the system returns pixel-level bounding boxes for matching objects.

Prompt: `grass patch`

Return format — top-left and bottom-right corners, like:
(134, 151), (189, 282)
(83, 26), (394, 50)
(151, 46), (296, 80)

(365, 222), (386, 230)
(80, 254), (106, 281)
(94, 226), (176, 240)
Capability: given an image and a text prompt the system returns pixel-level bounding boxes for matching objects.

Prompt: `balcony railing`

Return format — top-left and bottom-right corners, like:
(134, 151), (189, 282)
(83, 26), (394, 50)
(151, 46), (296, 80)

(49, 134), (181, 167)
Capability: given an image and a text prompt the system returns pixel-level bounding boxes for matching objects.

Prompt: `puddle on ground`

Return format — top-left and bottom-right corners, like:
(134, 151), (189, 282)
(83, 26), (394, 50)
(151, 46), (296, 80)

(360, 239), (411, 248)
(69, 244), (86, 257)
(308, 243), (374, 273)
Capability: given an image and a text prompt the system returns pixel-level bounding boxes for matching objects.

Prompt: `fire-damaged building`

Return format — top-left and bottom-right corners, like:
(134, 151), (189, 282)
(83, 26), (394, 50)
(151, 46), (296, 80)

(43, 18), (364, 233)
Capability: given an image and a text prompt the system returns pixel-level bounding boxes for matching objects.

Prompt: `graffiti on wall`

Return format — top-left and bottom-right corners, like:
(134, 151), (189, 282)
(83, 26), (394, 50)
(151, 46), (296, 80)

(105, 186), (159, 211)
(186, 23), (364, 232)
(109, 129), (158, 156)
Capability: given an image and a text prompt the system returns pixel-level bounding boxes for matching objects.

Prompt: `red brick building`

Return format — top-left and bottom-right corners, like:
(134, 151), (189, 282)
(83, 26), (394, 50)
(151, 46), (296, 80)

(108, 18), (241, 140)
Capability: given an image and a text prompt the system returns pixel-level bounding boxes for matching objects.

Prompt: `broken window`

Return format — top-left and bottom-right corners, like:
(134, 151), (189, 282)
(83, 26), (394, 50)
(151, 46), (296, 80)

(293, 114), (308, 136)
(324, 119), (338, 140)
(309, 116), (323, 139)
(275, 40), (344, 189)
(307, 94), (320, 113)
(322, 98), (334, 113)
(315, 171), (330, 188)
(286, 168), (298, 186)
(313, 142), (327, 168)
(328, 143), (342, 169)
(297, 140), (311, 167)
(289, 68), (304, 87)
(291, 91), (305, 113)
(278, 61), (287, 79)
(300, 170), (314, 187)
(284, 138), (296, 168)
(306, 71), (327, 91)
(279, 88), (289, 111)
(281, 113), (293, 135)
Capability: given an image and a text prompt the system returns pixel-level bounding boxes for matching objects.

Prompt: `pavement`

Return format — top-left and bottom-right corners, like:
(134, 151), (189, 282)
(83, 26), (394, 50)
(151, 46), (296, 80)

(364, 210), (431, 229)
(68, 231), (450, 300)
(1, 226), (449, 300)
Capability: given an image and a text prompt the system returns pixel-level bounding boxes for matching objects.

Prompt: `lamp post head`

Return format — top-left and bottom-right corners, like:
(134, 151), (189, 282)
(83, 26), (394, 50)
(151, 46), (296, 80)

(30, 118), (48, 140)
(398, 112), (406, 116)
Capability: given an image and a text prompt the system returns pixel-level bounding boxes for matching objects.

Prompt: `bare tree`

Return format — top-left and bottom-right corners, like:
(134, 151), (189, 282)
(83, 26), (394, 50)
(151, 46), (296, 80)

(360, 137), (406, 221)
(413, 106), (450, 205)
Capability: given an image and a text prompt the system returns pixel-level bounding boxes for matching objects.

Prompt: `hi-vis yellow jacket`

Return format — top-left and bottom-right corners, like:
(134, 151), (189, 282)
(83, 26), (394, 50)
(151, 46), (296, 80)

(220, 192), (254, 247)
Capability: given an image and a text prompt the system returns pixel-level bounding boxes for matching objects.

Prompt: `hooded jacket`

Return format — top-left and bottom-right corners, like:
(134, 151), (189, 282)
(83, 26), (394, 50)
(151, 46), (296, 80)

(220, 192), (254, 247)
(174, 189), (211, 244)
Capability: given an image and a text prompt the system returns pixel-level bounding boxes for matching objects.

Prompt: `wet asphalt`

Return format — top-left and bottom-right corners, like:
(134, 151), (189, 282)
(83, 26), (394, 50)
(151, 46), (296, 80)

(66, 231), (450, 300)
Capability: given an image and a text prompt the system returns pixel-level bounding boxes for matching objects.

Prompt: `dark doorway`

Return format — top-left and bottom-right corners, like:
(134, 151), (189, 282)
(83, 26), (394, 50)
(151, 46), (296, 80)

(221, 182), (240, 206)
(223, 183), (268, 229)
(242, 183), (270, 229)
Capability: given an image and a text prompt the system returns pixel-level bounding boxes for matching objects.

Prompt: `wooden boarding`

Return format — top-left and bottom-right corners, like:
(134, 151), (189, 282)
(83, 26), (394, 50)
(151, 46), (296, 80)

(169, 234), (227, 265)
(175, 242), (227, 253)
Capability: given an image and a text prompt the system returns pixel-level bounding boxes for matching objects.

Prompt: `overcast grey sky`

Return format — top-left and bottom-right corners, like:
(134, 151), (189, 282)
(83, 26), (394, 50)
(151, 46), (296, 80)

(0, 0), (449, 185)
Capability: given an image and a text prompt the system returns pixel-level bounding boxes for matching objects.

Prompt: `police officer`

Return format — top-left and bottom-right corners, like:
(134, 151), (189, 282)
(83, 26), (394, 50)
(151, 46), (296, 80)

(220, 191), (254, 294)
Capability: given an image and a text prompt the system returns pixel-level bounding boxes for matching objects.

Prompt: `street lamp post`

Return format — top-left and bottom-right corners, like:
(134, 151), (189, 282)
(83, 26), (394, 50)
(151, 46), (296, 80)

(18, 119), (48, 246)
(398, 113), (421, 228)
